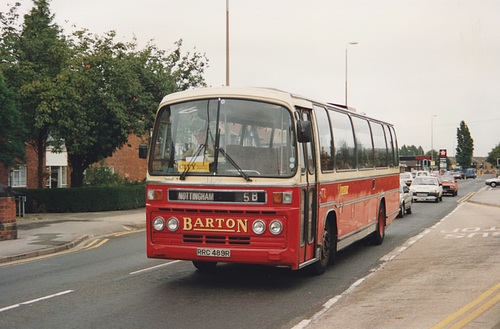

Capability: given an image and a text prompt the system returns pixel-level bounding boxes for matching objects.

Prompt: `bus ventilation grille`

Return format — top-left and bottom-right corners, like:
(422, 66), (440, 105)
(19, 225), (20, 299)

(183, 234), (250, 245)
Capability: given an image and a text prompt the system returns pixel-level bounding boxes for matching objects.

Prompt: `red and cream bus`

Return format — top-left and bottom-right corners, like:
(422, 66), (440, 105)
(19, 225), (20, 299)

(140, 87), (400, 275)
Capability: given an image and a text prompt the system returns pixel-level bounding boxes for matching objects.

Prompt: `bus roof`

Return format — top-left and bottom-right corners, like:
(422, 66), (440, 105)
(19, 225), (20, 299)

(159, 86), (394, 127)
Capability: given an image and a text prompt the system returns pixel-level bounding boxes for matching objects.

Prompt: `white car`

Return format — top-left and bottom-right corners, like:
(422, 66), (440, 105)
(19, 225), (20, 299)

(414, 170), (430, 177)
(411, 176), (443, 203)
(398, 181), (413, 217)
(400, 172), (413, 186)
(485, 177), (500, 188)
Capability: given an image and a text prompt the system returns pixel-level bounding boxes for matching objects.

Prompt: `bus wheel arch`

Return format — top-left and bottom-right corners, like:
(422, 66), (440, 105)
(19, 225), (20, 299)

(308, 210), (337, 275)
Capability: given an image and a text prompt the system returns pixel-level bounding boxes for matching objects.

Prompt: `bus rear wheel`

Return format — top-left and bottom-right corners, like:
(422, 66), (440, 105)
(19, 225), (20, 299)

(368, 203), (385, 245)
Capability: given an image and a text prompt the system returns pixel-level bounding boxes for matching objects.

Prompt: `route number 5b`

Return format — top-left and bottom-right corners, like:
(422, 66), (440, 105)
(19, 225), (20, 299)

(243, 192), (259, 202)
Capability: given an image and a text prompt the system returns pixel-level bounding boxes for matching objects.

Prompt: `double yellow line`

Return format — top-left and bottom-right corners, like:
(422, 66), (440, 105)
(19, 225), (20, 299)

(431, 282), (500, 329)
(81, 228), (145, 251)
(82, 238), (109, 250)
(457, 192), (475, 204)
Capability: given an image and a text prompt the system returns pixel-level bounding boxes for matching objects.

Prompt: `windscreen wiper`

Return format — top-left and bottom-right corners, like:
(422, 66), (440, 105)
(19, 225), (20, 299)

(179, 143), (205, 180)
(218, 147), (251, 182)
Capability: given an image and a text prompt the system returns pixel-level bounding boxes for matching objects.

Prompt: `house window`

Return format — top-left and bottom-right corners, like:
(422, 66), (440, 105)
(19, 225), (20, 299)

(9, 165), (27, 187)
(46, 166), (68, 188)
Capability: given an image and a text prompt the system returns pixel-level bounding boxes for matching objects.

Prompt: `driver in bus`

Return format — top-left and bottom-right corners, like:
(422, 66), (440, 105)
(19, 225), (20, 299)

(183, 129), (214, 160)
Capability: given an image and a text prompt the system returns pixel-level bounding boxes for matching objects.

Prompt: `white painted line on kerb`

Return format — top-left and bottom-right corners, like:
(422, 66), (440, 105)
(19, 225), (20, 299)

(129, 260), (182, 275)
(0, 290), (74, 313)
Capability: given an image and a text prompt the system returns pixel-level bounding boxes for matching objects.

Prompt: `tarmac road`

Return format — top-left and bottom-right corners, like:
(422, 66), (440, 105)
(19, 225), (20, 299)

(0, 176), (498, 328)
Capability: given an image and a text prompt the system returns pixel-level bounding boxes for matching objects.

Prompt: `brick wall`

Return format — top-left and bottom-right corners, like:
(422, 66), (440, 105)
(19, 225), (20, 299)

(0, 197), (17, 241)
(101, 134), (148, 182)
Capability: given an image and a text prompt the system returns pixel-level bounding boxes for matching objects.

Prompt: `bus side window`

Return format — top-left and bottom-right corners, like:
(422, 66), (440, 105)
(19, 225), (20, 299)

(314, 106), (334, 172)
(351, 116), (374, 169)
(329, 110), (356, 170)
(372, 122), (389, 167)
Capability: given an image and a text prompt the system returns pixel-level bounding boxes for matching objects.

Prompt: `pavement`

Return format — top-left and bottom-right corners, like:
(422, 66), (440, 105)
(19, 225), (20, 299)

(0, 208), (146, 263)
(1, 182), (499, 329)
(294, 184), (500, 329)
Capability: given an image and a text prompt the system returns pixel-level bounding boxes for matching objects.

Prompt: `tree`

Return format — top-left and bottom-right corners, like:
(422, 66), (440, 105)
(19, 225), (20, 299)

(486, 143), (500, 168)
(399, 145), (425, 156)
(42, 31), (208, 187)
(456, 120), (474, 169)
(0, 0), (69, 187)
(0, 72), (27, 168)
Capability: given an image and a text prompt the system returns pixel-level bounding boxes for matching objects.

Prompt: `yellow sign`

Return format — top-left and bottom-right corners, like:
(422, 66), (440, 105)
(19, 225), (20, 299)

(178, 161), (210, 173)
(339, 185), (349, 196)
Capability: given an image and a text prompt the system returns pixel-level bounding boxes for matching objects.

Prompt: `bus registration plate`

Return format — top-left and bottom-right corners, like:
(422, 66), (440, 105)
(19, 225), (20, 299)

(197, 248), (231, 258)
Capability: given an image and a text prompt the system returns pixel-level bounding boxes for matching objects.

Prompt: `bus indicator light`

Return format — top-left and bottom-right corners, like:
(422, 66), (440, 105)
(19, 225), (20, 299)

(273, 192), (292, 204)
(148, 189), (163, 201)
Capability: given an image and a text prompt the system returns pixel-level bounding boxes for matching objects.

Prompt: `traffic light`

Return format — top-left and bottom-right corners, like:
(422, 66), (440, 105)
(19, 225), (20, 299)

(422, 159), (428, 167)
(497, 158), (500, 167)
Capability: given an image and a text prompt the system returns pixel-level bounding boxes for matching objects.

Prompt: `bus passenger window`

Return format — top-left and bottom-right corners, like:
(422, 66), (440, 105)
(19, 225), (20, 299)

(329, 111), (356, 170)
(314, 106), (333, 172)
(372, 122), (389, 167)
(351, 117), (374, 169)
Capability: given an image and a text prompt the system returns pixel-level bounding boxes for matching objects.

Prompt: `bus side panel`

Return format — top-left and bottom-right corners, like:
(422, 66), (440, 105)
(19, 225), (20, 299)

(317, 171), (399, 244)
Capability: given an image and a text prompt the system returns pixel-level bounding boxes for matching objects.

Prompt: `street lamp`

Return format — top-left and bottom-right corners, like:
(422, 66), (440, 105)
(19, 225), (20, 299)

(431, 114), (437, 167)
(345, 42), (358, 107)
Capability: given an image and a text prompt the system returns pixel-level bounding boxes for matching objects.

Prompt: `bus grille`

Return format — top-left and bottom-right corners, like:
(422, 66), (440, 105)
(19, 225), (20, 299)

(183, 234), (251, 245)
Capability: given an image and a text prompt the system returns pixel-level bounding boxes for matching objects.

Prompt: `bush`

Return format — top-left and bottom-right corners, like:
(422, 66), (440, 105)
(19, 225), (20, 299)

(84, 165), (126, 187)
(17, 184), (146, 213)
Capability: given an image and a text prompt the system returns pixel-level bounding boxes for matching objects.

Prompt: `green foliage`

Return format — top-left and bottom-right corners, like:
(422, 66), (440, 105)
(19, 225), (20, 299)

(456, 120), (474, 169)
(399, 145), (425, 156)
(0, 0), (69, 187)
(1, 2), (209, 188)
(83, 165), (126, 187)
(486, 143), (500, 168)
(0, 72), (27, 168)
(19, 184), (146, 213)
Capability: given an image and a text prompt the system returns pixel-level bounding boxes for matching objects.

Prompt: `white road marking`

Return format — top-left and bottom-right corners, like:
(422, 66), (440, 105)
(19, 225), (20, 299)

(129, 260), (182, 275)
(0, 290), (74, 313)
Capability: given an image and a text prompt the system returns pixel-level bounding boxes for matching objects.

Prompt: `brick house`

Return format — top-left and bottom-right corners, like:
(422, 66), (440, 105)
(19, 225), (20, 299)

(0, 134), (148, 189)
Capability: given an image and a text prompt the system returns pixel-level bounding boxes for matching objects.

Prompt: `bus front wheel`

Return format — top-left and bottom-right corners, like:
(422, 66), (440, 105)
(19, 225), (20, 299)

(192, 261), (217, 271)
(308, 221), (334, 275)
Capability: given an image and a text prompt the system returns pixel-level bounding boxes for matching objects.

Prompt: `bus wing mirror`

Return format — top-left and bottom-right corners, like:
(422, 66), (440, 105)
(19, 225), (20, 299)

(297, 120), (312, 143)
(139, 143), (148, 159)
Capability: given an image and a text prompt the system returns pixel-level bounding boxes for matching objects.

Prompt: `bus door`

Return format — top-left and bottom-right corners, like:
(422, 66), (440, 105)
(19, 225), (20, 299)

(298, 110), (318, 265)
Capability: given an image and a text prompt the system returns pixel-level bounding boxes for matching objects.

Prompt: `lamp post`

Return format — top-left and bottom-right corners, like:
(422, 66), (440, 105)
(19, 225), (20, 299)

(226, 0), (230, 86)
(431, 114), (437, 168)
(345, 42), (358, 107)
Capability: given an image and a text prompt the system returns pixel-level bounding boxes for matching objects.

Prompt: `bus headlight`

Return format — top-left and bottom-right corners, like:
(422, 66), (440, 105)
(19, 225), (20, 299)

(252, 220), (266, 235)
(269, 220), (283, 235)
(166, 217), (179, 232)
(153, 217), (165, 231)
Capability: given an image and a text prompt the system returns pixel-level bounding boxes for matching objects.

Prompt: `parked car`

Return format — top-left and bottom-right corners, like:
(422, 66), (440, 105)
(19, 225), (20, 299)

(398, 181), (413, 217)
(465, 168), (476, 179)
(439, 175), (458, 196)
(410, 176), (443, 203)
(485, 177), (500, 188)
(400, 172), (413, 186)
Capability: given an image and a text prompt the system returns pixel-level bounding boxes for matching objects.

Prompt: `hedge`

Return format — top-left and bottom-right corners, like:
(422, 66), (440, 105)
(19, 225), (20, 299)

(17, 184), (146, 213)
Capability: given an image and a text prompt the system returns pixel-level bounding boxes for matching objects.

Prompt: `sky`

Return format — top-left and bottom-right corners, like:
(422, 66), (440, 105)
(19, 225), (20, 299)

(3, 0), (500, 157)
